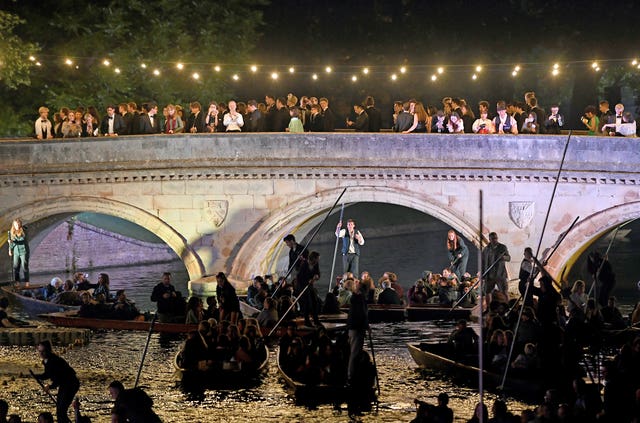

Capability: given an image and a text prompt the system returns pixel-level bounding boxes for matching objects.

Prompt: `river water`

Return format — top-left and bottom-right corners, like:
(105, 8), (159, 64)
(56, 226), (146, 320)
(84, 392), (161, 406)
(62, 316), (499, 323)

(2, 203), (639, 422)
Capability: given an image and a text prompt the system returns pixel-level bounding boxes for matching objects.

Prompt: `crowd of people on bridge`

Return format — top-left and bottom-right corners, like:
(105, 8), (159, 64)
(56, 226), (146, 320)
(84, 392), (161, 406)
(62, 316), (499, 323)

(33, 91), (637, 139)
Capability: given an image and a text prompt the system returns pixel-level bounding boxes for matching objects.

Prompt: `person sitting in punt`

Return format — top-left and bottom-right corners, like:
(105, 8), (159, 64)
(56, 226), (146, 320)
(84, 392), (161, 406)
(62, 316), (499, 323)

(377, 281), (402, 305)
(92, 273), (111, 301)
(234, 335), (255, 370)
(448, 319), (479, 360)
(78, 292), (98, 318)
(52, 280), (82, 305)
(601, 296), (626, 330)
(511, 342), (539, 374)
(185, 296), (204, 324)
(203, 296), (220, 321)
(408, 279), (431, 306)
(283, 336), (307, 378)
(0, 297), (15, 328)
(43, 277), (63, 300)
(247, 276), (265, 309)
(111, 290), (140, 320)
(360, 271), (376, 304)
(257, 297), (278, 328)
(73, 272), (95, 292)
(180, 329), (210, 370)
(337, 277), (354, 307)
(322, 291), (341, 314)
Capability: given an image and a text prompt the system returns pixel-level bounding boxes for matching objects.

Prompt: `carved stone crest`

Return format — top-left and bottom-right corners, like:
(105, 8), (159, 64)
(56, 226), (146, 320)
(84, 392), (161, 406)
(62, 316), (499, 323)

(205, 200), (228, 227)
(509, 201), (534, 229)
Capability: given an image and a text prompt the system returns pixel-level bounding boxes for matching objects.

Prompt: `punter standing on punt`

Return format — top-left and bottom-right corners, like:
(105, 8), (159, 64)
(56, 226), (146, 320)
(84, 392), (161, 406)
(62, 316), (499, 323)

(8, 218), (29, 284)
(336, 219), (365, 277)
(446, 229), (469, 281)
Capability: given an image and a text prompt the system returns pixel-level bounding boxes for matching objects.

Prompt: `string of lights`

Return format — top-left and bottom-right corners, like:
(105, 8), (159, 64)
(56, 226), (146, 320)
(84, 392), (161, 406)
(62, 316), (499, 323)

(26, 54), (640, 83)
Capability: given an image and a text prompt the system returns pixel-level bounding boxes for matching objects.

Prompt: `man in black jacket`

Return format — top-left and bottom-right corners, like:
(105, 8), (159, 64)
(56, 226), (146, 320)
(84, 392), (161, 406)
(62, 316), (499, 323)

(364, 96), (382, 132)
(34, 340), (80, 423)
(347, 281), (369, 383)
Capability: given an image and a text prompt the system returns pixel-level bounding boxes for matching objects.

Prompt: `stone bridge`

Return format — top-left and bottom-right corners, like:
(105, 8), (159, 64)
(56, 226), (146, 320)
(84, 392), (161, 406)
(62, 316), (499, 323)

(1, 133), (638, 292)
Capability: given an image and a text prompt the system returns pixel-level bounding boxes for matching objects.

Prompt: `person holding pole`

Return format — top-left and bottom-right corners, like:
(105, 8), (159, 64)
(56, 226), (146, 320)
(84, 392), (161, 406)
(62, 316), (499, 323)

(8, 218), (29, 284)
(446, 229), (469, 281)
(336, 219), (365, 277)
(482, 232), (511, 304)
(33, 340), (79, 423)
(282, 234), (308, 283)
(295, 251), (321, 327)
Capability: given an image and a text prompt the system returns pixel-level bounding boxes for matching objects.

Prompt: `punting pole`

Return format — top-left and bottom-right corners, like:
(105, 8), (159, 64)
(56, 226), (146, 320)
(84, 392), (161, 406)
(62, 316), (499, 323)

(449, 252), (504, 312)
(477, 190), (485, 422)
(135, 313), (158, 388)
(30, 369), (58, 406)
(368, 327), (381, 397)
(271, 187), (348, 299)
(328, 202), (345, 292)
(267, 284), (310, 338)
(500, 131), (572, 391)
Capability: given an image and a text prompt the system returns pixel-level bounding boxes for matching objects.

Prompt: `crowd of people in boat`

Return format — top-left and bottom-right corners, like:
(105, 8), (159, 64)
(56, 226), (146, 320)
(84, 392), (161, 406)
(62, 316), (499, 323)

(32, 90), (637, 139)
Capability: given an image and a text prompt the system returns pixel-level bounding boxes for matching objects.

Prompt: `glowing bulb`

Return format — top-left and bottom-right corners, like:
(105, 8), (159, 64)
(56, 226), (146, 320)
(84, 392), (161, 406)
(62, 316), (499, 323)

(351, 75), (357, 82)
(312, 73), (318, 80)
(514, 65), (521, 72)
(271, 72), (278, 80)
(637, 64), (640, 69)
(472, 74), (477, 80)
(437, 67), (444, 74)
(75, 65), (79, 69)
(115, 68), (121, 74)
(176, 63), (184, 70)
(153, 69), (160, 76)
(140, 63), (147, 69)
(553, 63), (559, 69)
(103, 59), (110, 66)
(512, 70), (518, 76)
(232, 74), (239, 80)
(475, 65), (482, 72)
(400, 66), (406, 74)
(390, 73), (397, 81)
(214, 65), (221, 72)
(192, 72), (200, 80)
(362, 67), (369, 74)
(595, 67), (601, 72)
(591, 61), (598, 68)
(431, 74), (437, 81)
(289, 67), (295, 73)
(633, 59), (638, 66)
(250, 65), (257, 72)
(552, 68), (559, 76)
(28, 56), (36, 62)
(35, 62), (41, 66)
(325, 66), (332, 73)
(65, 58), (73, 66)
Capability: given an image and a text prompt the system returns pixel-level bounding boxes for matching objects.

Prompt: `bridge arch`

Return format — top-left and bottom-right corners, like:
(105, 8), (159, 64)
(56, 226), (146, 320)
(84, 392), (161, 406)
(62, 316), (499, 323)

(546, 200), (640, 279)
(230, 185), (484, 279)
(0, 196), (205, 280)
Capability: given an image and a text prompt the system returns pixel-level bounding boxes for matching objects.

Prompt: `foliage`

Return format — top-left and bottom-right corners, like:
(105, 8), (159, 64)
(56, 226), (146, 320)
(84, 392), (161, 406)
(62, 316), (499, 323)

(0, 10), (38, 89)
(0, 0), (267, 137)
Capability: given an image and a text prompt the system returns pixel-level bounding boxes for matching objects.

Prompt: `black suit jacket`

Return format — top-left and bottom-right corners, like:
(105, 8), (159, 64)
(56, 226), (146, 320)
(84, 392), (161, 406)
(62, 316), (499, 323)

(273, 107), (290, 132)
(394, 111), (413, 132)
(365, 106), (382, 132)
(186, 111), (206, 133)
(353, 111), (369, 132)
(139, 113), (161, 134)
(246, 110), (264, 132)
(100, 114), (126, 135)
(307, 113), (325, 132)
(322, 107), (335, 131)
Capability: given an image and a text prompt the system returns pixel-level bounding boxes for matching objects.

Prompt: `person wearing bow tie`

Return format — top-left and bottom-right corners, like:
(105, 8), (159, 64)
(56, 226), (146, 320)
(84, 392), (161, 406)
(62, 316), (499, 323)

(100, 105), (126, 136)
(34, 106), (54, 140)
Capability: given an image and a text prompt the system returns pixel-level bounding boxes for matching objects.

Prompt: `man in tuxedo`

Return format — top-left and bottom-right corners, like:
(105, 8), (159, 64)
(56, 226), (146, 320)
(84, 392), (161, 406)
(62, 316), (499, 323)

(35, 106), (54, 139)
(319, 97), (335, 131)
(347, 103), (369, 132)
(264, 95), (276, 131)
(186, 101), (206, 133)
(306, 104), (325, 132)
(273, 97), (290, 132)
(118, 103), (132, 135)
(139, 103), (161, 134)
(364, 96), (382, 132)
(100, 105), (126, 136)
(598, 100), (613, 134)
(245, 100), (264, 132)
(394, 102), (413, 132)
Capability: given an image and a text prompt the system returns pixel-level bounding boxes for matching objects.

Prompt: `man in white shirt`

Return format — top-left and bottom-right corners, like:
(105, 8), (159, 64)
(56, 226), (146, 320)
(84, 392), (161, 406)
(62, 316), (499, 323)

(34, 106), (54, 139)
(336, 219), (365, 277)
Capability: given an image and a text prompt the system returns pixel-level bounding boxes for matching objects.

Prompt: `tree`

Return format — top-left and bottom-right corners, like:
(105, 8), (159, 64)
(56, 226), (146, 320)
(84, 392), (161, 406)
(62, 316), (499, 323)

(0, 10), (38, 89)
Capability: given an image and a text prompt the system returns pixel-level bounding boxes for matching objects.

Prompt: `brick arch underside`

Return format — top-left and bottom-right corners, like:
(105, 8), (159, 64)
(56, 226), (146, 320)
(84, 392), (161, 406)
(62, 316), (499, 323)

(0, 196), (205, 280)
(230, 185), (484, 280)
(546, 201), (640, 279)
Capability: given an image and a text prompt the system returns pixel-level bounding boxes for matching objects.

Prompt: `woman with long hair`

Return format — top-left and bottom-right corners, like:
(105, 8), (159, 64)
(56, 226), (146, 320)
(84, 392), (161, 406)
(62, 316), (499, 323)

(403, 102), (428, 133)
(216, 272), (240, 324)
(8, 218), (29, 284)
(446, 229), (468, 281)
